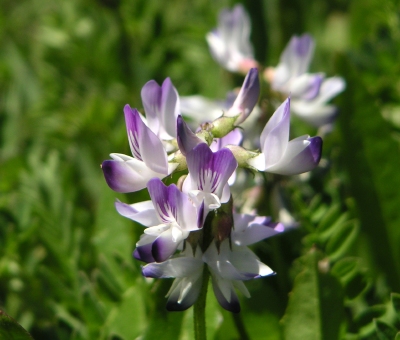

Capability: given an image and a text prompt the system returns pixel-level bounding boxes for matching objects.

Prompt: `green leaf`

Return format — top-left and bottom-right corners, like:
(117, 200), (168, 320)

(326, 219), (359, 261)
(316, 203), (342, 241)
(395, 332), (400, 340)
(331, 258), (369, 300)
(331, 257), (359, 281)
(354, 305), (386, 328)
(0, 311), (33, 340)
(374, 319), (397, 340)
(344, 272), (369, 300)
(105, 286), (148, 339)
(281, 249), (344, 340)
(318, 211), (352, 245)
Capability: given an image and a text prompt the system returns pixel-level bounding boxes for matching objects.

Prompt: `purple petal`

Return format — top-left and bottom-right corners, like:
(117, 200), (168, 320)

(142, 256), (203, 278)
(141, 80), (162, 135)
(186, 144), (237, 198)
(197, 200), (205, 229)
(233, 222), (284, 246)
(273, 34), (315, 89)
(266, 135), (322, 175)
(147, 178), (178, 223)
(152, 228), (180, 262)
(289, 77), (344, 126)
(115, 200), (159, 226)
(133, 244), (155, 263)
(124, 106), (143, 161)
(286, 34), (315, 76)
(177, 115), (204, 156)
(102, 153), (170, 193)
(102, 159), (149, 193)
(232, 213), (284, 246)
(290, 73), (323, 100)
(147, 178), (198, 231)
(160, 78), (179, 138)
(211, 275), (241, 313)
(124, 105), (168, 174)
(210, 129), (243, 152)
(301, 74), (323, 100)
(141, 78), (179, 139)
(260, 98), (290, 168)
(293, 34), (314, 57)
(226, 68), (260, 124)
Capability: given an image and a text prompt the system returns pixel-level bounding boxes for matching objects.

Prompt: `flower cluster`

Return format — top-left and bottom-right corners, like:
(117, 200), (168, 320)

(204, 4), (345, 128)
(102, 67), (322, 312)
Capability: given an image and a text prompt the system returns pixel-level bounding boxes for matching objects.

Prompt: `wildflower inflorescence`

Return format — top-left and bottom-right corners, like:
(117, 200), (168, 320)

(101, 4), (344, 313)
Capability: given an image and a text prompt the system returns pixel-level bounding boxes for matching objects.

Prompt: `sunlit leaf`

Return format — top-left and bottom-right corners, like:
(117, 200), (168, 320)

(281, 249), (344, 340)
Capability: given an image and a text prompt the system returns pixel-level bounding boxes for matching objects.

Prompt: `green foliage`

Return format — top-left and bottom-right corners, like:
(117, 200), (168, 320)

(0, 0), (400, 338)
(281, 249), (344, 340)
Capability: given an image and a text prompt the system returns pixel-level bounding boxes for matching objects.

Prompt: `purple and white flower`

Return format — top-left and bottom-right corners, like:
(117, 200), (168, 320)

(102, 105), (177, 193)
(142, 244), (204, 311)
(270, 34), (316, 93)
(204, 239), (274, 313)
(266, 34), (345, 127)
(115, 178), (203, 262)
(142, 214), (280, 312)
(141, 77), (180, 140)
(182, 143), (238, 215)
(247, 98), (322, 175)
(206, 4), (258, 73)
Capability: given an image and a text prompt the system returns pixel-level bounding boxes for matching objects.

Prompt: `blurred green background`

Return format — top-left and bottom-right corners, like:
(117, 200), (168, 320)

(1, 0), (400, 339)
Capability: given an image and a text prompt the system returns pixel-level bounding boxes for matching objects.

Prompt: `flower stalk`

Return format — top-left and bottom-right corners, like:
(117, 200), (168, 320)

(193, 265), (210, 340)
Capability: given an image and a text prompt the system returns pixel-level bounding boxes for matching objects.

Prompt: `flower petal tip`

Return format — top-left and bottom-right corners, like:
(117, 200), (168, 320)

(309, 136), (323, 164)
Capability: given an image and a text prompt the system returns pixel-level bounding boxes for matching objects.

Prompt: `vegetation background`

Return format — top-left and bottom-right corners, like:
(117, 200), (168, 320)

(1, 0), (400, 339)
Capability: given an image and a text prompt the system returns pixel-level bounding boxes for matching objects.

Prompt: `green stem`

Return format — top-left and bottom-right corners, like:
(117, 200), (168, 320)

(232, 313), (250, 340)
(193, 265), (210, 340)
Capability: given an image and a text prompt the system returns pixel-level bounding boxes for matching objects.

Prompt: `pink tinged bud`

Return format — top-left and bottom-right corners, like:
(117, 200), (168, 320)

(206, 5), (256, 73)
(225, 68), (260, 124)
